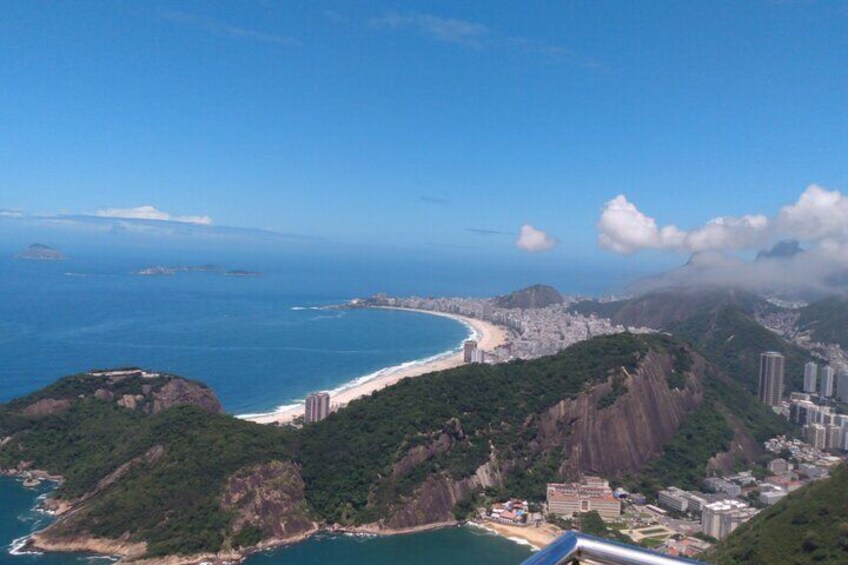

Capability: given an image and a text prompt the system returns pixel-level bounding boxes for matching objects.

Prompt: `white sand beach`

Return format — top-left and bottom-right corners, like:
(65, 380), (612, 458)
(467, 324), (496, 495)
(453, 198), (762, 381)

(243, 308), (507, 425)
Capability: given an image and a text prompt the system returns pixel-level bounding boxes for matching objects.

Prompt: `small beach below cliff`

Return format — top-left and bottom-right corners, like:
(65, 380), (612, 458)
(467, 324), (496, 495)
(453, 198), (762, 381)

(243, 308), (507, 426)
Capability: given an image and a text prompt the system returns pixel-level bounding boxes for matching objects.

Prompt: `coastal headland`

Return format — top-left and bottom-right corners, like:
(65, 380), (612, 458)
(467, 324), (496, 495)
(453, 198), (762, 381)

(243, 307), (507, 425)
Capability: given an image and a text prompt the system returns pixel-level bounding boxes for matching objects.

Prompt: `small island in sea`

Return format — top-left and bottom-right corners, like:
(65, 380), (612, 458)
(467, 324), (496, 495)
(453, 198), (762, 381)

(14, 243), (65, 261)
(134, 264), (262, 277)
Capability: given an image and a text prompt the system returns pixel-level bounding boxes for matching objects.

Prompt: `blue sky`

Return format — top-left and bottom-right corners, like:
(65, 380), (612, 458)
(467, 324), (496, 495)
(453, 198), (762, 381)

(2, 1), (848, 271)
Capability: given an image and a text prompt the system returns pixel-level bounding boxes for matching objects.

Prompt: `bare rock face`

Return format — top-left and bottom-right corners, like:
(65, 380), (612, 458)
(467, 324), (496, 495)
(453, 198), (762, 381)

(382, 348), (713, 529)
(151, 379), (222, 414)
(542, 350), (705, 479)
(386, 458), (502, 529)
(21, 398), (72, 418)
(222, 461), (317, 543)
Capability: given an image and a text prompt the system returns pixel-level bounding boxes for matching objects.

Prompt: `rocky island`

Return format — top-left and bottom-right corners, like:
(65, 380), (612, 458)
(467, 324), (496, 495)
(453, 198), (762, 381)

(134, 265), (262, 277)
(14, 243), (65, 261)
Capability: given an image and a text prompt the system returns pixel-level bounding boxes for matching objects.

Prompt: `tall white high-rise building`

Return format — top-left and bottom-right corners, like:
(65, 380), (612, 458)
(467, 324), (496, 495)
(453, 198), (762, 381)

(820, 366), (835, 398)
(803, 362), (817, 393)
(758, 352), (785, 407)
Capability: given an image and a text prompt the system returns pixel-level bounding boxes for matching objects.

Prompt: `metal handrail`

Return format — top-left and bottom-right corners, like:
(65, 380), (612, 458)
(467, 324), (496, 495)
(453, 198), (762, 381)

(520, 532), (704, 565)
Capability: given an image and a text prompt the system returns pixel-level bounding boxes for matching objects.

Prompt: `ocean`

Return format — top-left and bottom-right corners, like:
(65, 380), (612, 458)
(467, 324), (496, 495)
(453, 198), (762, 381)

(0, 254), (533, 565)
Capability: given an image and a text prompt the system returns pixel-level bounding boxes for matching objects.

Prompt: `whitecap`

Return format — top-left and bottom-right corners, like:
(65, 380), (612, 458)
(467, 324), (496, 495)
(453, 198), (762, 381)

(8, 535), (41, 556)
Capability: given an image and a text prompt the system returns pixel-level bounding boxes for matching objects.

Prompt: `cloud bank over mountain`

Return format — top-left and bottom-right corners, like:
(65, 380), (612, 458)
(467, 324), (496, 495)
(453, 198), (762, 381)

(598, 185), (848, 297)
(597, 185), (848, 255)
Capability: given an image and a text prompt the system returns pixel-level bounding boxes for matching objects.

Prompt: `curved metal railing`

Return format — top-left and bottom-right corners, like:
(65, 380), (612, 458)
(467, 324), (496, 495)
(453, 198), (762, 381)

(519, 532), (704, 565)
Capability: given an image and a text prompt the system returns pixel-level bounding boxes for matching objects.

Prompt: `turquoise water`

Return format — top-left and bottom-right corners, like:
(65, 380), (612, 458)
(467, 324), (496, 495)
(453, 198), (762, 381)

(0, 255), (533, 564)
(0, 476), (531, 565)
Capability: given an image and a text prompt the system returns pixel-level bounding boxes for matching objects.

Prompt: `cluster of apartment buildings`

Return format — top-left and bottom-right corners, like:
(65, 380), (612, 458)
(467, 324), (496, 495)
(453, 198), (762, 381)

(653, 458), (826, 541)
(786, 392), (848, 450)
(546, 477), (622, 521)
(801, 361), (848, 400)
(366, 294), (651, 360)
(764, 435), (843, 477)
(655, 482), (760, 540)
(758, 354), (848, 452)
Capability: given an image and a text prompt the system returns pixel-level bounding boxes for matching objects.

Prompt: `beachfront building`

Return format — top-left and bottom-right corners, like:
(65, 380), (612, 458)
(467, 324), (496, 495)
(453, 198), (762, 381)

(547, 477), (621, 521)
(463, 340), (478, 364)
(305, 392), (331, 423)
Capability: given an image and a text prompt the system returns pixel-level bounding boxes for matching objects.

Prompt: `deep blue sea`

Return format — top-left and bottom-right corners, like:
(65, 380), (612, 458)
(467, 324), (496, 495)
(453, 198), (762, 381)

(0, 254), (533, 565)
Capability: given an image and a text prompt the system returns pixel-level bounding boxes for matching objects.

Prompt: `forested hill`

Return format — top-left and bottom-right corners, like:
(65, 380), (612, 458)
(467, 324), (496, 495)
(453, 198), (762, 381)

(798, 296), (848, 350)
(706, 465), (848, 564)
(572, 289), (810, 393)
(0, 333), (789, 561)
(493, 283), (563, 309)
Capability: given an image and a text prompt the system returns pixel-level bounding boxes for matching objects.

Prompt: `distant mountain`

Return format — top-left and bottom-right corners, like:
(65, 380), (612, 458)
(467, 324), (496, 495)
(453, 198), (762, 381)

(707, 464), (848, 564)
(571, 288), (771, 330)
(572, 288), (809, 392)
(14, 243), (64, 261)
(494, 284), (563, 309)
(756, 239), (804, 260)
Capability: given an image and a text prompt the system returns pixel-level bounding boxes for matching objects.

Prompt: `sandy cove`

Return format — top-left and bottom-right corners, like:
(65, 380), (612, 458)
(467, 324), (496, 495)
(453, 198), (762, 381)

(469, 520), (560, 550)
(244, 308), (507, 426)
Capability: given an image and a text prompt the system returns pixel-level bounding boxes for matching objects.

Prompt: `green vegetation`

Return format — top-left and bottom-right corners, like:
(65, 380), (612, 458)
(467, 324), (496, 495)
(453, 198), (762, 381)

(798, 296), (848, 350)
(296, 333), (654, 523)
(0, 325), (800, 559)
(575, 511), (634, 545)
(0, 375), (294, 557)
(629, 403), (734, 495)
(707, 465), (848, 564)
(671, 305), (808, 393)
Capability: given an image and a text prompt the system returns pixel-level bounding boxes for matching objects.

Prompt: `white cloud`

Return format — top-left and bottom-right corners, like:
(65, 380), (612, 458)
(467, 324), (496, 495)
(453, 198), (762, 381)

(162, 11), (300, 47)
(516, 224), (556, 252)
(0, 209), (23, 218)
(370, 13), (488, 48)
(94, 205), (212, 225)
(597, 195), (770, 254)
(778, 184), (848, 240)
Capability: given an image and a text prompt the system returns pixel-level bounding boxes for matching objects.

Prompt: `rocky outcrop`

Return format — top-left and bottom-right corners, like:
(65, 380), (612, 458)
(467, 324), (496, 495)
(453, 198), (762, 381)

(21, 398), (72, 418)
(385, 457), (503, 529)
(221, 461), (317, 544)
(150, 379), (222, 414)
(541, 351), (704, 478)
(28, 533), (147, 561)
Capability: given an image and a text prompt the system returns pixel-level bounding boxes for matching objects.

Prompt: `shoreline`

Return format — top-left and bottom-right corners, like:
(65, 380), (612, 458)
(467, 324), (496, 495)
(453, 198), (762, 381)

(242, 307), (507, 426)
(5, 473), (545, 564)
(467, 520), (559, 551)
